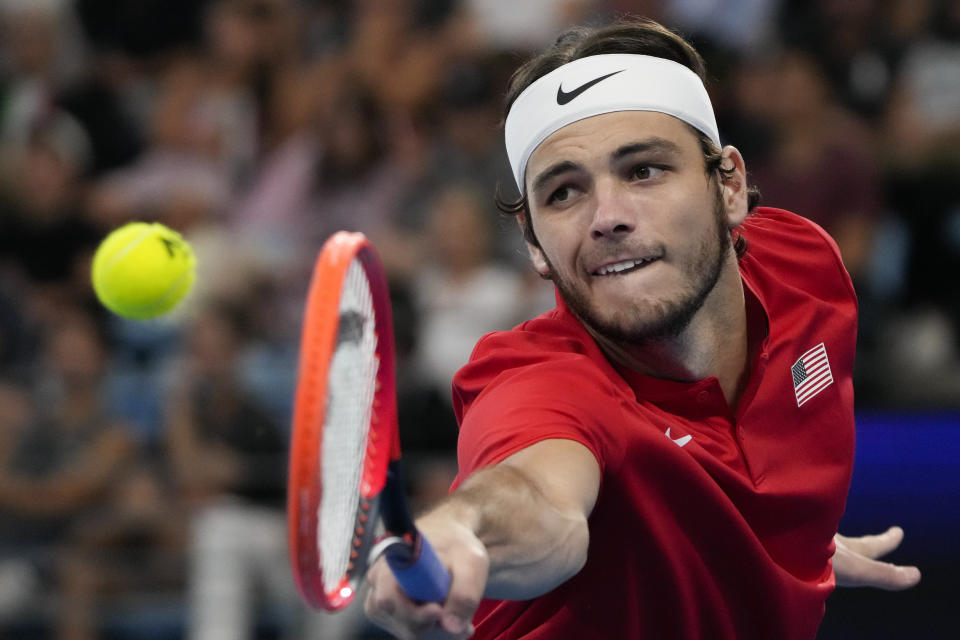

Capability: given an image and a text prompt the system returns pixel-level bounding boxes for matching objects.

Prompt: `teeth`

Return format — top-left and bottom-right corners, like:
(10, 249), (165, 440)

(597, 258), (650, 275)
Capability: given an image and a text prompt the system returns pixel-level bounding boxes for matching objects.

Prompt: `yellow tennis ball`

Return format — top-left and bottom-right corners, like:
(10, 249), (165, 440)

(91, 222), (197, 320)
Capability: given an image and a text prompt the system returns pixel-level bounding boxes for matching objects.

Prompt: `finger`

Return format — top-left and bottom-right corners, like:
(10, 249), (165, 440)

(366, 594), (446, 639)
(835, 526), (906, 560)
(835, 556), (922, 590)
(420, 624), (475, 640)
(438, 532), (488, 635)
(365, 560), (446, 638)
(364, 577), (409, 640)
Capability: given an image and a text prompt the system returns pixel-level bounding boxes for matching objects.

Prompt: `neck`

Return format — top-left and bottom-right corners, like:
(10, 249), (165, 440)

(589, 252), (750, 407)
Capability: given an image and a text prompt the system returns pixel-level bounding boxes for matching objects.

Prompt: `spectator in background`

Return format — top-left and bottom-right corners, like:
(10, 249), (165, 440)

(462, 0), (593, 52)
(413, 184), (544, 403)
(164, 300), (286, 640)
(0, 308), (137, 635)
(0, 0), (87, 147)
(869, 0), (960, 405)
(420, 58), (513, 217)
(394, 185), (540, 506)
(85, 0), (269, 233)
(390, 277), (460, 510)
(0, 282), (30, 380)
(0, 110), (101, 317)
(308, 83), (412, 242)
(748, 49), (882, 283)
(164, 299), (361, 639)
(398, 55), (530, 268)
(882, 0), (960, 274)
(56, 456), (187, 640)
(777, 0), (886, 117)
(0, 0), (147, 187)
(346, 0), (462, 122)
(664, 0), (779, 55)
(0, 377), (40, 629)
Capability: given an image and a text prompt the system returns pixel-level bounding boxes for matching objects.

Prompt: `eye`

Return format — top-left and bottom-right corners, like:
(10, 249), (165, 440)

(546, 184), (578, 206)
(630, 165), (666, 181)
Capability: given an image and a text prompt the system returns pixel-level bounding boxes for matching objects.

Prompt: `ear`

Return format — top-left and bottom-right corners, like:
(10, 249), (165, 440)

(719, 145), (749, 228)
(516, 214), (551, 277)
(525, 241), (551, 277)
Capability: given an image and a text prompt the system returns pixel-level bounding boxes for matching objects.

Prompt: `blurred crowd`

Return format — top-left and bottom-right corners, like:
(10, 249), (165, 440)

(0, 0), (957, 638)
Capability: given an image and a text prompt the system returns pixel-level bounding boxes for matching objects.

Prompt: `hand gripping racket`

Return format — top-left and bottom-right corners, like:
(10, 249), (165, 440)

(287, 231), (452, 611)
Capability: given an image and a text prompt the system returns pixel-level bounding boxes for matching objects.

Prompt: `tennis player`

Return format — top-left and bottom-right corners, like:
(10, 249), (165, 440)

(365, 17), (920, 640)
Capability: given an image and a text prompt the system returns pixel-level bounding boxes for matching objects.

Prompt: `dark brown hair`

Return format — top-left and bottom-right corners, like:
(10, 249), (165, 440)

(495, 17), (759, 257)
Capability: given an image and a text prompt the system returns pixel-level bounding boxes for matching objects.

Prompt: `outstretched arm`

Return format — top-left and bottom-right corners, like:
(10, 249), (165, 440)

(833, 527), (921, 590)
(364, 438), (601, 639)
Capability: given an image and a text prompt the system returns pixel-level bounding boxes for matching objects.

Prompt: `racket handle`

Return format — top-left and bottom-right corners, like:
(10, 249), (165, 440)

(387, 534), (451, 603)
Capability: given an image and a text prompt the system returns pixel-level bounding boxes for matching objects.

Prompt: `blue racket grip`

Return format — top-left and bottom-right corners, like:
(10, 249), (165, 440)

(386, 535), (451, 603)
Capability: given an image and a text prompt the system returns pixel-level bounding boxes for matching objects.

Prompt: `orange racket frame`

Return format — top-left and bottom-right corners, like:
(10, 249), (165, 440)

(286, 232), (400, 609)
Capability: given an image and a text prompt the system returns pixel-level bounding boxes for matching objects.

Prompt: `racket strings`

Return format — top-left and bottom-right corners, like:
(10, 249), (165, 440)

(319, 257), (379, 594)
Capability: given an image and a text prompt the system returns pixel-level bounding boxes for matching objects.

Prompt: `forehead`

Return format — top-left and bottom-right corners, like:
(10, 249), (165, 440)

(526, 111), (700, 179)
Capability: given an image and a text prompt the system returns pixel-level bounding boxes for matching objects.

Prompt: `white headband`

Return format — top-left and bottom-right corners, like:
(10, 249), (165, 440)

(505, 53), (721, 193)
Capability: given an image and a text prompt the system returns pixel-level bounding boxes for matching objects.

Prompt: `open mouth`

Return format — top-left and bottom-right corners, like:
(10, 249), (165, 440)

(593, 257), (660, 276)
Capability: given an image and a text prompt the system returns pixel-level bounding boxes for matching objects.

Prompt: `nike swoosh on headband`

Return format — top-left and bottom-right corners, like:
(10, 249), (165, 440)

(506, 54), (721, 192)
(556, 69), (625, 105)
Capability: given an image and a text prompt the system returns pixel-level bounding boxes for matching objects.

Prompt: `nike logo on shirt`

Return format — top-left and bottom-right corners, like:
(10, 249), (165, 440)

(556, 70), (625, 105)
(665, 428), (692, 448)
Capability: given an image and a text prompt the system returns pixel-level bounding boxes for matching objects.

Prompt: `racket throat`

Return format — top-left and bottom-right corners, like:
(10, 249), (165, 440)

(381, 460), (416, 533)
(369, 460), (423, 568)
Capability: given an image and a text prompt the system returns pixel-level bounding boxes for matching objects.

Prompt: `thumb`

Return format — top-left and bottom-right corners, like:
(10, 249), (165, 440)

(835, 526), (905, 560)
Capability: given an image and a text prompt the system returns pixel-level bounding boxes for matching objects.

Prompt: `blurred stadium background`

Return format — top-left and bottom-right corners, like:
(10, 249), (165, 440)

(0, 0), (956, 638)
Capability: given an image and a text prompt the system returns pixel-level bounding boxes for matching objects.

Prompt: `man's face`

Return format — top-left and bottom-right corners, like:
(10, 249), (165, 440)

(524, 111), (742, 344)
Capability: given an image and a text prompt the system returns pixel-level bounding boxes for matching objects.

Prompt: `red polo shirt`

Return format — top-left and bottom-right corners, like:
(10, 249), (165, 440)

(451, 207), (857, 639)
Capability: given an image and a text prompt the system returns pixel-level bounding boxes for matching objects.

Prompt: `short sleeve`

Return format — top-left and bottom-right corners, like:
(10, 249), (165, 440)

(451, 318), (631, 487)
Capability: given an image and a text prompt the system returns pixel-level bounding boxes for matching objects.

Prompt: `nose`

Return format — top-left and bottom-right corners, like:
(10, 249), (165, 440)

(589, 182), (635, 240)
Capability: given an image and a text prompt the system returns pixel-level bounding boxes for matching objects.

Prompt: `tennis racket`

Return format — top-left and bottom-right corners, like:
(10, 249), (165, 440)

(287, 231), (451, 611)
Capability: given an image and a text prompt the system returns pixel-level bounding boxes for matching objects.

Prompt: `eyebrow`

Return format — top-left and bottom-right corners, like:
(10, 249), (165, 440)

(530, 160), (579, 196)
(529, 137), (684, 195)
(612, 137), (683, 161)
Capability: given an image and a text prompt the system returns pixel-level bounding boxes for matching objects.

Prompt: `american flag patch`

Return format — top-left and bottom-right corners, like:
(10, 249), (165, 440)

(791, 343), (833, 407)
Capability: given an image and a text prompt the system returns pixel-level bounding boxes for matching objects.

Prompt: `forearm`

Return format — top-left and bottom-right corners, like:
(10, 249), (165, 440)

(0, 473), (100, 513)
(364, 440), (598, 637)
(0, 432), (131, 514)
(427, 463), (590, 600)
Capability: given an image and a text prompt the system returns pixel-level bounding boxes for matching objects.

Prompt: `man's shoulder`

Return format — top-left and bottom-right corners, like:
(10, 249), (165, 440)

(739, 206), (858, 309)
(741, 207), (854, 284)
(451, 305), (616, 421)
(456, 307), (604, 389)
(741, 207), (843, 260)
(471, 306), (595, 363)
(451, 304), (627, 479)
